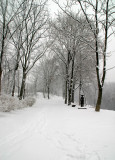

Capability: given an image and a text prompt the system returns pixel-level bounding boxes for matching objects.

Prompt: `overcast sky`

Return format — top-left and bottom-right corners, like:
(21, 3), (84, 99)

(48, 0), (115, 83)
(106, 37), (115, 82)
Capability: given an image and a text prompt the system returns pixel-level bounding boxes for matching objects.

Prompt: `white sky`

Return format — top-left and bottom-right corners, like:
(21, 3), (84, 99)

(48, 0), (115, 83)
(106, 37), (115, 82)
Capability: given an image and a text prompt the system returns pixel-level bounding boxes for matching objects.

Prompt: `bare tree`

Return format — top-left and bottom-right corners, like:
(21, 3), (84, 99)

(34, 55), (58, 99)
(16, 0), (48, 100)
(53, 0), (115, 111)
(75, 0), (115, 111)
(50, 13), (96, 105)
(0, 0), (25, 95)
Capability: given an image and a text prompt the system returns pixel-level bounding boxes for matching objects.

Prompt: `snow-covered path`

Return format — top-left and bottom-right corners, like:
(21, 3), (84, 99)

(0, 95), (115, 160)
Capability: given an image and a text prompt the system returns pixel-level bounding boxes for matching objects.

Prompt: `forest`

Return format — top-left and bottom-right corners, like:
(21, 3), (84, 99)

(0, 0), (115, 111)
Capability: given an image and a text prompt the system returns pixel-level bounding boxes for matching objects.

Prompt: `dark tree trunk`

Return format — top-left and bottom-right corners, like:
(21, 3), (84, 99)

(67, 50), (71, 105)
(95, 0), (101, 112)
(12, 70), (16, 97)
(68, 87), (71, 105)
(47, 87), (50, 99)
(0, 68), (2, 95)
(64, 66), (68, 104)
(68, 51), (75, 105)
(19, 70), (26, 100)
(71, 82), (75, 103)
(17, 70), (20, 97)
(95, 87), (102, 112)
(96, 0), (109, 111)
(79, 81), (82, 105)
(95, 0), (108, 112)
(12, 54), (19, 97)
(64, 79), (68, 104)
(0, 32), (5, 95)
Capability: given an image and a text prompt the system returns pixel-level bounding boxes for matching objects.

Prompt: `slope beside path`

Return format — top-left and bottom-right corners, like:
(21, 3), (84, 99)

(0, 95), (115, 160)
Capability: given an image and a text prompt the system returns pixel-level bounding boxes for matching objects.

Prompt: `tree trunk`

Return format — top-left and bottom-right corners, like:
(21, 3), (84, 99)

(0, 34), (5, 95)
(17, 70), (20, 97)
(95, 87), (102, 112)
(19, 71), (26, 100)
(68, 87), (71, 105)
(64, 79), (68, 104)
(67, 50), (71, 105)
(0, 68), (2, 95)
(64, 66), (69, 104)
(12, 56), (19, 97)
(47, 87), (50, 99)
(12, 70), (16, 96)
(68, 51), (75, 105)
(79, 81), (82, 105)
(71, 82), (75, 103)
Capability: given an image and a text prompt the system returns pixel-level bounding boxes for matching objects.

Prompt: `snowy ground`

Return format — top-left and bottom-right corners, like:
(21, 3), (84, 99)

(0, 95), (115, 160)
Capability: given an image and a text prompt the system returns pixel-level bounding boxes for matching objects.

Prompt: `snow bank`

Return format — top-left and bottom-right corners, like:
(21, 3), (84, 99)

(0, 95), (36, 112)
